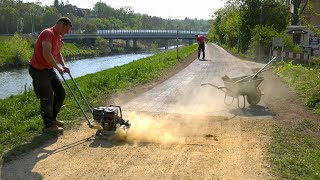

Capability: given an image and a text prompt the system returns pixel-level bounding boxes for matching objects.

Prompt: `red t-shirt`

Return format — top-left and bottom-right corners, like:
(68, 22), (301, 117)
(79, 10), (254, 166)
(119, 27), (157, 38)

(29, 27), (62, 70)
(196, 35), (205, 44)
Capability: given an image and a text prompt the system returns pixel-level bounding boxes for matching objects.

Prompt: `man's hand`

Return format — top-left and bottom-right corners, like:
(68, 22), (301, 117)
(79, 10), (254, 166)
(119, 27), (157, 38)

(63, 65), (70, 73)
(56, 66), (65, 74)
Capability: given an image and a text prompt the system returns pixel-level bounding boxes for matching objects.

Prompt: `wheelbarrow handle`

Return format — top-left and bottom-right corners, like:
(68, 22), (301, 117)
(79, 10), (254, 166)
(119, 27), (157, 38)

(250, 56), (277, 80)
(235, 65), (274, 83)
(201, 83), (226, 92)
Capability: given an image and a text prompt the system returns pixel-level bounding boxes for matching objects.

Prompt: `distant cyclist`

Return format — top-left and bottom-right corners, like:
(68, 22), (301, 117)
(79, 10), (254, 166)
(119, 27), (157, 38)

(195, 34), (207, 60)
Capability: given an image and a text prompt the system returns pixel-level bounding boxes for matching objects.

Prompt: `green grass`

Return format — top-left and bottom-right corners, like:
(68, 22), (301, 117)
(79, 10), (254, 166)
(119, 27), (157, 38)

(0, 37), (18, 67)
(269, 120), (320, 179)
(61, 43), (96, 58)
(268, 61), (320, 179)
(0, 35), (98, 70)
(0, 44), (197, 158)
(276, 62), (320, 115)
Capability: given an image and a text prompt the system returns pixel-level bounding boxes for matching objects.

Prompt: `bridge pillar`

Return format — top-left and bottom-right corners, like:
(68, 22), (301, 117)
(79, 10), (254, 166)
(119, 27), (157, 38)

(109, 39), (113, 49)
(133, 39), (138, 49)
(126, 39), (130, 48)
(165, 40), (169, 50)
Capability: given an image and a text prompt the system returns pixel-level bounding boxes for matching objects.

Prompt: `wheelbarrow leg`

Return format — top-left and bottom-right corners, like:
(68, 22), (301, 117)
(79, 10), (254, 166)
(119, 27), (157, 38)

(237, 95), (246, 108)
(224, 93), (235, 105)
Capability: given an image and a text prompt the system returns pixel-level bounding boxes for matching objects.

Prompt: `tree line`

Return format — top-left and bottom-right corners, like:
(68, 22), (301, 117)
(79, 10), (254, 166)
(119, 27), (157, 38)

(208, 0), (312, 60)
(0, 0), (210, 34)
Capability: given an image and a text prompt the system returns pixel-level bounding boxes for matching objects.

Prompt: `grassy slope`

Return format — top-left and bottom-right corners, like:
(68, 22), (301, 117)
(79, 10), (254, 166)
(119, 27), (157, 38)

(0, 35), (97, 69)
(269, 62), (320, 179)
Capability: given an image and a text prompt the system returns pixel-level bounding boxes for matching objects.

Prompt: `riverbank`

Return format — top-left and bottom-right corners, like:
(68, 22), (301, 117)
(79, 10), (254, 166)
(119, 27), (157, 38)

(0, 53), (154, 99)
(0, 34), (97, 70)
(0, 34), (150, 71)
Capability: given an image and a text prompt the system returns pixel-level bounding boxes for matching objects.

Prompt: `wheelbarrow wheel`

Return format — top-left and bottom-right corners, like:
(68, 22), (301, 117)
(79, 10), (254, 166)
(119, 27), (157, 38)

(247, 88), (261, 105)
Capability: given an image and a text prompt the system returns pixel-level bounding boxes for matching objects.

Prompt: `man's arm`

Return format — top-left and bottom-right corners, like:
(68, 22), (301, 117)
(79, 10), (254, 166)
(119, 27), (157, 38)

(56, 53), (65, 66)
(57, 53), (70, 73)
(42, 41), (64, 73)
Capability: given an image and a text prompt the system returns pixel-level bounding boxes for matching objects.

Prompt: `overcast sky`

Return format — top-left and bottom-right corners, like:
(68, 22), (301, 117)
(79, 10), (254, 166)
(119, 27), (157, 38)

(26, 0), (226, 20)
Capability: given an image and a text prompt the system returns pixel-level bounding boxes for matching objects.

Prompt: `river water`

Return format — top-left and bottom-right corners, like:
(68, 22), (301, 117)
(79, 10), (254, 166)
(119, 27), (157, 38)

(0, 53), (153, 99)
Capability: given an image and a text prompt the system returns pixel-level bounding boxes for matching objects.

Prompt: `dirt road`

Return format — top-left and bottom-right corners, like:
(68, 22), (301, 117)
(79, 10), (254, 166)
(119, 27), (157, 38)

(1, 44), (275, 179)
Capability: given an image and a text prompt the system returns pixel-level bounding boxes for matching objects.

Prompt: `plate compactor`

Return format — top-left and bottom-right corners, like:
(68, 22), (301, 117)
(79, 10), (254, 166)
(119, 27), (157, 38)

(60, 73), (131, 136)
(93, 105), (131, 136)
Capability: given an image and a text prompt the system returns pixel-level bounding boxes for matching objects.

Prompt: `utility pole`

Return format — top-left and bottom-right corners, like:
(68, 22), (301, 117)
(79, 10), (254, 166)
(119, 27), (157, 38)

(176, 25), (179, 59)
(259, 3), (277, 62)
(259, 4), (263, 61)
(237, 0), (244, 54)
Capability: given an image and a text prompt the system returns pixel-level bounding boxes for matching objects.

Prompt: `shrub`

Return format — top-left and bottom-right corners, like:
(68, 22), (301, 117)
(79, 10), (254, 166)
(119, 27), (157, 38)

(7, 33), (32, 67)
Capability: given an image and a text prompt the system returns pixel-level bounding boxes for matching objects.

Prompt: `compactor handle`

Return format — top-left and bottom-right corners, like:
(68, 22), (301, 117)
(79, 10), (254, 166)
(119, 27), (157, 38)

(60, 73), (95, 128)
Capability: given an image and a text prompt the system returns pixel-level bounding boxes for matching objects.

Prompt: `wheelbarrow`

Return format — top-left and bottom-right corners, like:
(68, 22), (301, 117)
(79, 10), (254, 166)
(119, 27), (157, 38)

(201, 57), (276, 108)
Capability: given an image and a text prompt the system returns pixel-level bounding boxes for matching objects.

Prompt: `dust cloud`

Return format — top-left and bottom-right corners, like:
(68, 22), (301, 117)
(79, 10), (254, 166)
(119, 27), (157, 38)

(112, 70), (233, 144)
(115, 112), (187, 145)
(113, 108), (222, 147)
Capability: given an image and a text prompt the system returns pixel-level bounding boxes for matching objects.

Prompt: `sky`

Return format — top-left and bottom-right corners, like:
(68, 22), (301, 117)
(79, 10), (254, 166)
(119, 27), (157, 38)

(26, 0), (226, 20)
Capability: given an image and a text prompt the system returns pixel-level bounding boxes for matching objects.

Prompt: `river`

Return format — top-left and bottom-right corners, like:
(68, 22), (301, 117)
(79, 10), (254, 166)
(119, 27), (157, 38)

(0, 53), (153, 99)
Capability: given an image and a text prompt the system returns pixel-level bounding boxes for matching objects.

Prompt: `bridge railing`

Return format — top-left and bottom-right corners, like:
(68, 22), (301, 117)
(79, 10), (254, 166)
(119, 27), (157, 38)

(67, 29), (208, 35)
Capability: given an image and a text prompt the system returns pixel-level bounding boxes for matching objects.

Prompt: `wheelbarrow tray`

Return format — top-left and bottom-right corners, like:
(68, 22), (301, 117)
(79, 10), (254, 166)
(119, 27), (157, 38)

(222, 75), (264, 98)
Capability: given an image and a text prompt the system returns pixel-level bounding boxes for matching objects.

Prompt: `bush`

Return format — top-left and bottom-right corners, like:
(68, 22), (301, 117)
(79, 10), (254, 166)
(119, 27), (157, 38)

(310, 56), (320, 68)
(7, 33), (32, 67)
(248, 25), (302, 59)
(94, 37), (111, 55)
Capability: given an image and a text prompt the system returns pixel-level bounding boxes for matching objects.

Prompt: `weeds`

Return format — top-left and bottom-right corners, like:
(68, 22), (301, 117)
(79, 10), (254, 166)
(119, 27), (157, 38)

(269, 120), (320, 179)
(276, 61), (320, 114)
(270, 61), (320, 179)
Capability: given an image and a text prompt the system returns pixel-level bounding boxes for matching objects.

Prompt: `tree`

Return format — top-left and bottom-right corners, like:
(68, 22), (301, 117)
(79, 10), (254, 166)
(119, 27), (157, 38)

(0, 7), (18, 33)
(83, 20), (97, 33)
(93, 2), (115, 18)
(41, 6), (60, 28)
(0, 0), (15, 7)
(300, 0), (320, 35)
(209, 0), (291, 57)
(95, 36), (111, 54)
(291, 0), (301, 25)
(239, 0), (290, 53)
(0, 0), (210, 35)
(54, 0), (59, 7)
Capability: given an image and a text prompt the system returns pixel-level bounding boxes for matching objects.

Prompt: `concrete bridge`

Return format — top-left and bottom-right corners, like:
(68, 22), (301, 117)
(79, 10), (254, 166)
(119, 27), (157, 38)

(63, 29), (208, 49)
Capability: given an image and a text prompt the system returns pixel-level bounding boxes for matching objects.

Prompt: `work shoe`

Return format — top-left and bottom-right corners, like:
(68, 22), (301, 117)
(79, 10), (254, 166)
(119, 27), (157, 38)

(53, 120), (64, 128)
(43, 125), (64, 134)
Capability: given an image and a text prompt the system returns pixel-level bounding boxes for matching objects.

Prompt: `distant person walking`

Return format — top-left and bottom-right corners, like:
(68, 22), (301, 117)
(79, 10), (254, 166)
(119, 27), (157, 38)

(29, 17), (72, 133)
(195, 34), (206, 60)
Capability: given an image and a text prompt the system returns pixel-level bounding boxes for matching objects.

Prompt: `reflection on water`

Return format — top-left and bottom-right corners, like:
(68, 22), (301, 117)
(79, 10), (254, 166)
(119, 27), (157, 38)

(0, 53), (152, 99)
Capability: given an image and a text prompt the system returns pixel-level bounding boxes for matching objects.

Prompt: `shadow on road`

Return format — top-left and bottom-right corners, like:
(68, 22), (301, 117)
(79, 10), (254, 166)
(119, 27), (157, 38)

(89, 136), (126, 148)
(199, 58), (210, 61)
(1, 131), (135, 179)
(228, 105), (272, 117)
(1, 133), (59, 179)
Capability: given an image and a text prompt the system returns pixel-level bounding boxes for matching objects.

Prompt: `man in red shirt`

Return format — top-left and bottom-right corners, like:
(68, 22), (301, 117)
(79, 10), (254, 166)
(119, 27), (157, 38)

(195, 34), (206, 60)
(29, 17), (72, 133)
